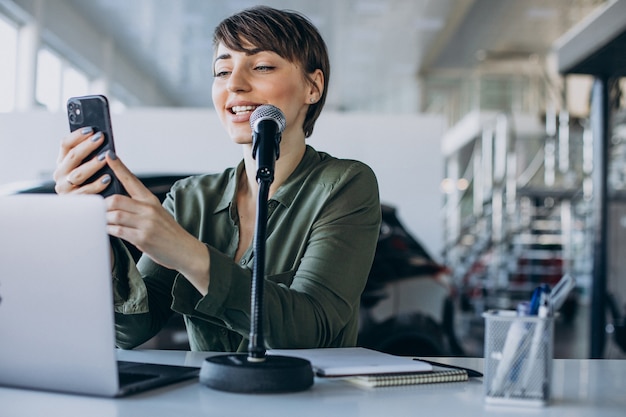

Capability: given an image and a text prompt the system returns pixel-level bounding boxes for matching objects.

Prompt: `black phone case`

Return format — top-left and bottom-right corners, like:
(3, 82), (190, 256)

(67, 95), (126, 197)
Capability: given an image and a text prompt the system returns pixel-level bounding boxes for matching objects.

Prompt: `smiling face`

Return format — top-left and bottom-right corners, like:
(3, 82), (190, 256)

(211, 7), (330, 139)
(212, 42), (322, 146)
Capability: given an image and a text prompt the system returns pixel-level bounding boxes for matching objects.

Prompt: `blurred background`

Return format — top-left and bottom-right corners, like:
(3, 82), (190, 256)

(1, 0), (626, 359)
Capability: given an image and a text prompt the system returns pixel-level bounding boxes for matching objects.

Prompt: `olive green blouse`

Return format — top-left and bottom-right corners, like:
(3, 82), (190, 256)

(112, 145), (381, 352)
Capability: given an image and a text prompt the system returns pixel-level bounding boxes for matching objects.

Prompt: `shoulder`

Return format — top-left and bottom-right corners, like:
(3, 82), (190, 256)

(300, 148), (381, 228)
(288, 147), (380, 213)
(309, 148), (378, 190)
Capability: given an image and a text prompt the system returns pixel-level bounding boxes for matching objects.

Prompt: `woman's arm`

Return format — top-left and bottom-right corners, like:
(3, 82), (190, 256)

(101, 155), (212, 349)
(110, 238), (177, 349)
(104, 153), (211, 293)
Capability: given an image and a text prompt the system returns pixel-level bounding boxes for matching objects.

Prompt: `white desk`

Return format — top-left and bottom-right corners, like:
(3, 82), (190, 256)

(1, 350), (625, 417)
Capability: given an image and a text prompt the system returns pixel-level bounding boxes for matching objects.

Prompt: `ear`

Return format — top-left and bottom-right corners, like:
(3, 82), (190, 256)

(306, 69), (324, 104)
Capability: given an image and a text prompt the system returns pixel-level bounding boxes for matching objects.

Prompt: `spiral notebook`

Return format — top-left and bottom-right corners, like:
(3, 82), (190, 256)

(349, 368), (468, 388)
(269, 347), (432, 377)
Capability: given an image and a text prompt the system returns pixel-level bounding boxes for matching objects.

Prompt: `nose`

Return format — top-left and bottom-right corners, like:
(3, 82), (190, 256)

(227, 67), (251, 93)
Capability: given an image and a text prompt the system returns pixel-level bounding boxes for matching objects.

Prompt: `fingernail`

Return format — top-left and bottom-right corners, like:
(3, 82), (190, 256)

(97, 151), (107, 161)
(101, 175), (111, 184)
(109, 151), (117, 160)
(81, 127), (93, 135)
(91, 131), (103, 141)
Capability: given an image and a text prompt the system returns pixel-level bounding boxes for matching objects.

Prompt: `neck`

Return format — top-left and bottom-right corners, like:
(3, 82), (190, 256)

(241, 137), (306, 199)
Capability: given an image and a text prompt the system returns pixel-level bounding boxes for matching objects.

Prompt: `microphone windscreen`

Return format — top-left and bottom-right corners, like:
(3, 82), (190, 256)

(250, 105), (286, 133)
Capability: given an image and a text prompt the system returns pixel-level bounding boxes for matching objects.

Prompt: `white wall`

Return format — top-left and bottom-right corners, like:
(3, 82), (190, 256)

(0, 109), (446, 258)
(313, 112), (446, 259)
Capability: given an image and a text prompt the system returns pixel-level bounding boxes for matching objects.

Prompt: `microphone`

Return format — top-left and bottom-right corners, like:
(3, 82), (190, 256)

(248, 105), (285, 360)
(199, 104), (314, 393)
(251, 105), (286, 183)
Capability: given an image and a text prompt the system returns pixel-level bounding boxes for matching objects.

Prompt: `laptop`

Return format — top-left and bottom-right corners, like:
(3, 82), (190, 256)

(0, 194), (199, 397)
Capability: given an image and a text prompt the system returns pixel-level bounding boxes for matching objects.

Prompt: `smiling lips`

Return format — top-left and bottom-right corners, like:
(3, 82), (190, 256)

(230, 105), (258, 115)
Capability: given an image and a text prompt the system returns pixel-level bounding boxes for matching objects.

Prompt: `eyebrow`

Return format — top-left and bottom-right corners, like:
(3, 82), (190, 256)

(213, 48), (266, 66)
(214, 53), (231, 65)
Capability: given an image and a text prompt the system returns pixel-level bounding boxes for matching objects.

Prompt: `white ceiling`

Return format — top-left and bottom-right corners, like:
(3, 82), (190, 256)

(64, 0), (606, 111)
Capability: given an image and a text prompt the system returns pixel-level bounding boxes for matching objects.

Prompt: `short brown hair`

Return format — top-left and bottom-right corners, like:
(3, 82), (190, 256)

(213, 6), (330, 138)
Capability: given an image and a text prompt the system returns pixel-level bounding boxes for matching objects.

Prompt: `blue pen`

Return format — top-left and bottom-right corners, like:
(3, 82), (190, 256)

(520, 293), (550, 392)
(505, 286), (550, 395)
(491, 285), (552, 396)
(529, 288), (542, 315)
(529, 284), (551, 315)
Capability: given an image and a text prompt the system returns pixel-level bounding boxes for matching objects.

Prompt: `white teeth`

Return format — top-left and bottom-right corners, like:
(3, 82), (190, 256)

(231, 105), (257, 114)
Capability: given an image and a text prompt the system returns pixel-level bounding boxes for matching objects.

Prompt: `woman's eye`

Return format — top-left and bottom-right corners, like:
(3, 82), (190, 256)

(255, 65), (275, 72)
(214, 70), (230, 78)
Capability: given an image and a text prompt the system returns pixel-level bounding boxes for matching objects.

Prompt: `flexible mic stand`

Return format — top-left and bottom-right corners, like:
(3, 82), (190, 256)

(199, 106), (314, 393)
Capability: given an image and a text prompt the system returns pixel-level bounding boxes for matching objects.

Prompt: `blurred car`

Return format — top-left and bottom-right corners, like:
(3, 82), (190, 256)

(1, 174), (191, 201)
(358, 204), (464, 357)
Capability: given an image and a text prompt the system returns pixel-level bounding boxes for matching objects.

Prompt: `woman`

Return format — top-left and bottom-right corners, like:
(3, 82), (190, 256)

(53, 6), (381, 352)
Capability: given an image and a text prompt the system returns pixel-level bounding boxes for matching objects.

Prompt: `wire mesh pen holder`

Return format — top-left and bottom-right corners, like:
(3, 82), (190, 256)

(483, 310), (554, 407)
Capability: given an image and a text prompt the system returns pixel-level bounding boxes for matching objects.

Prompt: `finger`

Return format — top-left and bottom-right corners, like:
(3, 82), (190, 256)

(105, 152), (155, 201)
(64, 150), (109, 188)
(105, 201), (181, 265)
(54, 130), (105, 183)
(104, 197), (151, 248)
(105, 191), (143, 217)
(106, 223), (140, 248)
(75, 174), (114, 195)
(105, 208), (142, 245)
(55, 174), (112, 195)
(56, 127), (96, 164)
(54, 174), (78, 194)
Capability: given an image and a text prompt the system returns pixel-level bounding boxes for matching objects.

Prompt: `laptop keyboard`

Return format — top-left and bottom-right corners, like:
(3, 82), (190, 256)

(118, 371), (159, 386)
(116, 360), (200, 390)
(117, 361), (161, 386)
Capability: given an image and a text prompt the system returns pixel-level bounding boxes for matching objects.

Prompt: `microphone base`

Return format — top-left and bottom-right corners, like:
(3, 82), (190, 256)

(199, 353), (314, 393)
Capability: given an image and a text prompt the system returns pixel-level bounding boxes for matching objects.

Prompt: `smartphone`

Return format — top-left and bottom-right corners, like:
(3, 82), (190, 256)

(66, 95), (126, 197)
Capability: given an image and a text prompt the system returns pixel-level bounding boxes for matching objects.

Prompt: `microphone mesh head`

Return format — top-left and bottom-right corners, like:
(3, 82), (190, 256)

(250, 105), (286, 133)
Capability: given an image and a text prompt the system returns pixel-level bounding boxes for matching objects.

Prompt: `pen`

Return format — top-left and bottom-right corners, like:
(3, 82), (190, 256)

(529, 284), (550, 315)
(489, 314), (528, 395)
(520, 294), (549, 392)
(413, 358), (483, 378)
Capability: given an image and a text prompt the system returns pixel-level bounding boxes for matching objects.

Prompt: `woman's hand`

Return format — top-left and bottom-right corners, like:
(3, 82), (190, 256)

(53, 127), (111, 195)
(104, 153), (211, 295)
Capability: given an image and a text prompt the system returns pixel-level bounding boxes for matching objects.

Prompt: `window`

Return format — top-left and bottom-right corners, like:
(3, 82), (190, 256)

(0, 15), (18, 112)
(62, 66), (89, 103)
(36, 47), (92, 112)
(35, 48), (62, 111)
